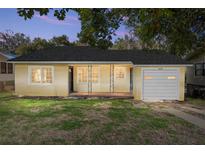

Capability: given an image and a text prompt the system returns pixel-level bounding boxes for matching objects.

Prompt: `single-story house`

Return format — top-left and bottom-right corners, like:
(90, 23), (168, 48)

(0, 51), (16, 91)
(9, 46), (191, 101)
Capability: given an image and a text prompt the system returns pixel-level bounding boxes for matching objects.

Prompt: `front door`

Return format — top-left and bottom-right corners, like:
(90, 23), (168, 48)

(114, 66), (130, 92)
(69, 66), (74, 93)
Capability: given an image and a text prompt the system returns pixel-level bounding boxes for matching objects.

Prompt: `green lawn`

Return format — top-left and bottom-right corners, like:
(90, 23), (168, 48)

(0, 92), (205, 144)
(186, 97), (205, 108)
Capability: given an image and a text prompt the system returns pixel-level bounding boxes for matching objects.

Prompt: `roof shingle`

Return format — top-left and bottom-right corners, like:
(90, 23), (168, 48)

(9, 46), (189, 65)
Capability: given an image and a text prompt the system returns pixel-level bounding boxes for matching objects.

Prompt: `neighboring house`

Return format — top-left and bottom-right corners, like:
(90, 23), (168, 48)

(186, 51), (205, 98)
(0, 51), (16, 91)
(9, 46), (191, 101)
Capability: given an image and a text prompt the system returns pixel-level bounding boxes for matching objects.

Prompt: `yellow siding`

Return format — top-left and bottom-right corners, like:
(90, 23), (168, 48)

(179, 67), (186, 101)
(133, 67), (142, 100)
(15, 64), (68, 96)
(132, 66), (186, 101)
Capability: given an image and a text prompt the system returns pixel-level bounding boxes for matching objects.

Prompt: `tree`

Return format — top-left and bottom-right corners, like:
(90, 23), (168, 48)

(0, 30), (31, 52)
(16, 35), (72, 55)
(16, 8), (205, 57)
(15, 44), (34, 55)
(49, 35), (70, 46)
(112, 34), (143, 50)
(17, 8), (123, 49)
(124, 9), (205, 56)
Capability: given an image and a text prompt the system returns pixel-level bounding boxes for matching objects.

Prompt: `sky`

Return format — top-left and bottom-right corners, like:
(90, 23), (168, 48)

(0, 8), (128, 42)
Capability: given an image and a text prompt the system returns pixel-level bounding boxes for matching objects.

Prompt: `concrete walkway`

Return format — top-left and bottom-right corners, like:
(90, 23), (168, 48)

(175, 105), (205, 116)
(133, 101), (205, 129)
(162, 108), (205, 129)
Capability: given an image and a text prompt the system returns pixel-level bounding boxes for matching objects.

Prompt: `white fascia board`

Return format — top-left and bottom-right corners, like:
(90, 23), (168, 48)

(133, 64), (193, 67)
(10, 61), (133, 64)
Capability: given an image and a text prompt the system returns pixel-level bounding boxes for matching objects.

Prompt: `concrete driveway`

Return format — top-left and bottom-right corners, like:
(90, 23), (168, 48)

(133, 101), (205, 129)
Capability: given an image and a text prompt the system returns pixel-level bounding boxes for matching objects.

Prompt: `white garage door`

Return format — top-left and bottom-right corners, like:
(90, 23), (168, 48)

(142, 68), (179, 100)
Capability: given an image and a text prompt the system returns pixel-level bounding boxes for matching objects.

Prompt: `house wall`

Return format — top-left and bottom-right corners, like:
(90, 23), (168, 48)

(186, 54), (205, 86)
(132, 66), (186, 101)
(14, 63), (186, 101)
(15, 64), (68, 96)
(0, 54), (15, 82)
(73, 64), (131, 93)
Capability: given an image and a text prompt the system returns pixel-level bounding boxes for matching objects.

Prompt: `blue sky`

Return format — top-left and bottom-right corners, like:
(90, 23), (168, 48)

(0, 8), (128, 42)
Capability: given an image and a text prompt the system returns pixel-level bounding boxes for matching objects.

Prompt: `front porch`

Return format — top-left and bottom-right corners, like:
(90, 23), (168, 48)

(69, 64), (133, 96)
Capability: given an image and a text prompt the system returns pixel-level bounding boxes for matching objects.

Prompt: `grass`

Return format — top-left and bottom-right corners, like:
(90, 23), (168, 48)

(0, 92), (205, 144)
(186, 97), (205, 108)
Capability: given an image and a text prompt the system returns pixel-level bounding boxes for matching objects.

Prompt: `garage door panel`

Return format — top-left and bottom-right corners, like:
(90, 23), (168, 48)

(143, 69), (179, 100)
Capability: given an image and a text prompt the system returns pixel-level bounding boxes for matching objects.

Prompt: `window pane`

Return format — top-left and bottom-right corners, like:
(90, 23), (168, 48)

(196, 64), (203, 69)
(8, 63), (13, 74)
(42, 68), (52, 83)
(116, 67), (125, 79)
(78, 67), (88, 83)
(32, 68), (41, 83)
(1, 62), (6, 74)
(196, 70), (203, 76)
(92, 67), (99, 83)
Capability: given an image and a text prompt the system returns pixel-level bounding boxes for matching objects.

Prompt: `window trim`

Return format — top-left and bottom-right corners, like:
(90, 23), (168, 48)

(28, 65), (54, 85)
(77, 66), (89, 84)
(91, 66), (100, 84)
(115, 66), (126, 79)
(77, 66), (100, 84)
(0, 62), (7, 74)
(195, 63), (205, 76)
(7, 63), (13, 74)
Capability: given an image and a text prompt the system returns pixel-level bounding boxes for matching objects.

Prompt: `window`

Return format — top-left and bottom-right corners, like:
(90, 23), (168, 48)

(144, 76), (153, 80)
(168, 76), (176, 79)
(77, 67), (88, 83)
(8, 63), (13, 74)
(77, 66), (99, 83)
(0, 62), (6, 74)
(29, 66), (53, 84)
(92, 67), (99, 83)
(115, 67), (125, 79)
(195, 63), (205, 76)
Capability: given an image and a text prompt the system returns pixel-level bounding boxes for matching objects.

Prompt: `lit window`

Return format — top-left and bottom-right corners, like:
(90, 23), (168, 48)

(78, 67), (88, 83)
(168, 76), (176, 79)
(77, 66), (99, 83)
(115, 67), (125, 79)
(144, 76), (153, 80)
(32, 68), (41, 83)
(42, 68), (52, 83)
(30, 66), (53, 84)
(92, 67), (99, 83)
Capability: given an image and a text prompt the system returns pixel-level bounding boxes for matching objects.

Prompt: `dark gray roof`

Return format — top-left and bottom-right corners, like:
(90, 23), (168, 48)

(9, 46), (189, 65)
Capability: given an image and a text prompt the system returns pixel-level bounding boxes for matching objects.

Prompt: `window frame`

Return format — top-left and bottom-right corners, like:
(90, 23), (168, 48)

(115, 66), (126, 79)
(195, 63), (205, 76)
(77, 66), (100, 84)
(0, 62), (7, 74)
(77, 66), (88, 84)
(28, 65), (54, 85)
(8, 63), (13, 74)
(91, 66), (100, 84)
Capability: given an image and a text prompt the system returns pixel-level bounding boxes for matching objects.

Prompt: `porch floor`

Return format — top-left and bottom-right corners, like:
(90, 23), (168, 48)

(69, 92), (133, 99)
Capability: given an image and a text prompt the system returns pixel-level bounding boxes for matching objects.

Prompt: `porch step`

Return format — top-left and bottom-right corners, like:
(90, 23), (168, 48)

(69, 92), (134, 99)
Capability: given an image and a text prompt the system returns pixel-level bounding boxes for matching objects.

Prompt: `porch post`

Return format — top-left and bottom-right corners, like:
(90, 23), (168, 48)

(88, 64), (92, 94)
(110, 64), (114, 93)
